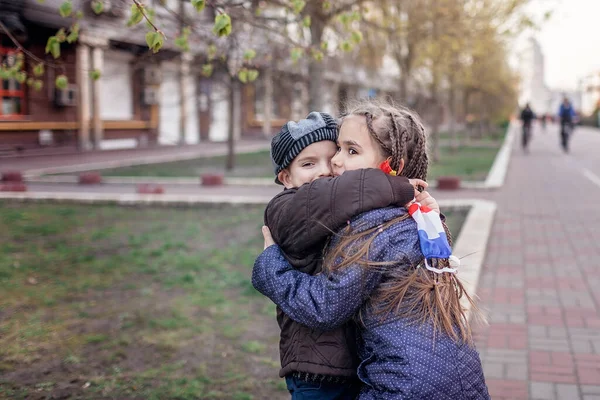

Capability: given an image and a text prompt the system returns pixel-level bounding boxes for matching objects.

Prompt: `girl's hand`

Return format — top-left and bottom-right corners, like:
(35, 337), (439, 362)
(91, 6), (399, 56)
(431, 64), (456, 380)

(408, 179), (428, 195)
(262, 226), (275, 250)
(414, 191), (440, 213)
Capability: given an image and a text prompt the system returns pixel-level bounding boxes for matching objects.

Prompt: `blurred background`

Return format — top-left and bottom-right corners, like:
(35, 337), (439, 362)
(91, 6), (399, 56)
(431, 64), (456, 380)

(1, 0), (600, 399)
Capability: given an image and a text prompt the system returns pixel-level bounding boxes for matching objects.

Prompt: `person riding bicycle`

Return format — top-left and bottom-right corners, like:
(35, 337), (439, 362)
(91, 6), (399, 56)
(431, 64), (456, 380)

(558, 97), (576, 152)
(520, 103), (535, 152)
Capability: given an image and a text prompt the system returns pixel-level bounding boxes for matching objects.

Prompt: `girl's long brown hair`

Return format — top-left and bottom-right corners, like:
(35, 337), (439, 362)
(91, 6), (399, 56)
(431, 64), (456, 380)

(325, 99), (480, 344)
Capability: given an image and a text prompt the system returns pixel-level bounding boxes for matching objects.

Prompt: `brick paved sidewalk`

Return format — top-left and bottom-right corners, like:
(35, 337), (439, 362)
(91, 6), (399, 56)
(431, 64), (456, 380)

(473, 124), (600, 400)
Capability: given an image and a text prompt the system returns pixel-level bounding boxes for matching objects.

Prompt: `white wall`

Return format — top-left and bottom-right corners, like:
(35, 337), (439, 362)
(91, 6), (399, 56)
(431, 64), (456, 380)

(159, 61), (200, 145)
(100, 50), (133, 121)
(159, 62), (180, 145)
(184, 73), (199, 144)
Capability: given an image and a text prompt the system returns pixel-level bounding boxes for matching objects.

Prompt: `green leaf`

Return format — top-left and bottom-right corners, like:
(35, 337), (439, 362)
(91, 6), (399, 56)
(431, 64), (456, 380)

(15, 72), (27, 84)
(145, 31), (164, 53)
(341, 41), (353, 52)
(33, 63), (45, 77)
(37, 0), (46, 3)
(190, 0), (205, 13)
(27, 78), (34, 86)
(351, 31), (363, 44)
(91, 0), (104, 14)
(59, 1), (73, 18)
(291, 0), (305, 14)
(55, 75), (68, 90)
(311, 49), (323, 62)
(247, 69), (259, 82)
(243, 49), (256, 61)
(238, 68), (248, 84)
(76, 10), (84, 19)
(302, 15), (311, 28)
(127, 4), (144, 27)
(320, 41), (328, 51)
(90, 69), (101, 81)
(207, 45), (217, 60)
(212, 13), (232, 37)
(33, 80), (44, 91)
(13, 59), (24, 71)
(67, 23), (80, 44)
(322, 1), (331, 12)
(290, 47), (303, 63)
(201, 64), (213, 77)
(174, 34), (190, 52)
(56, 28), (67, 43)
(45, 37), (61, 59)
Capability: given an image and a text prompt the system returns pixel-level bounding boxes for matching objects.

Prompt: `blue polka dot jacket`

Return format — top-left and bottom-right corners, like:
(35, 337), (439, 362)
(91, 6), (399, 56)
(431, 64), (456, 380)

(253, 206), (490, 399)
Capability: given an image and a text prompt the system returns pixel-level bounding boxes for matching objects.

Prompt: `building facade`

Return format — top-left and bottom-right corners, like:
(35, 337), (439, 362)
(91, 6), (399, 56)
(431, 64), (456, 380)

(0, 0), (397, 154)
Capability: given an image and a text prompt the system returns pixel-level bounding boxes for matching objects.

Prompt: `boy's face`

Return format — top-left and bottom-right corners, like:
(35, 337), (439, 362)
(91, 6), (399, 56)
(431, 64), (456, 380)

(278, 141), (337, 189)
(331, 115), (385, 176)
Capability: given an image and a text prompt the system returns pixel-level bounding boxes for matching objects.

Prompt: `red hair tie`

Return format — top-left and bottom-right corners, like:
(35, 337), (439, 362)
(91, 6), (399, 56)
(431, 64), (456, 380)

(379, 159), (397, 176)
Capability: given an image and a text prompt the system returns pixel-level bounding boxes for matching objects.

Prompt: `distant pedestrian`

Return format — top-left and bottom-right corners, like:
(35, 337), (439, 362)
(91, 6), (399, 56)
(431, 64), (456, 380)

(520, 103), (536, 153)
(558, 97), (577, 153)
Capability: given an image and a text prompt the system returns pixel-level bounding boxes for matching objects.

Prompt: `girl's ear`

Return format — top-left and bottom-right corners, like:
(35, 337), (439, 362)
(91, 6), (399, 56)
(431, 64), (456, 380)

(397, 159), (405, 174)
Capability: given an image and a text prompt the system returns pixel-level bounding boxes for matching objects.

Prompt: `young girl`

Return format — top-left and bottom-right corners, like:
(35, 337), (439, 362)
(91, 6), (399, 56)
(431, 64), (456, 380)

(253, 100), (490, 399)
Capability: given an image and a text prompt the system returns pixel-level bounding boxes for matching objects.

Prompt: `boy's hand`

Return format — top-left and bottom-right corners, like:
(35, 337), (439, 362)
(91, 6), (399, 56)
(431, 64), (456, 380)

(262, 226), (275, 249)
(414, 191), (440, 213)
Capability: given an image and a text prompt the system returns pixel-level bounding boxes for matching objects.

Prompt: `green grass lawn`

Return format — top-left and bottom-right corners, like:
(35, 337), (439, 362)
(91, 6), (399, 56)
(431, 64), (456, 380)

(427, 146), (499, 182)
(93, 142), (500, 183)
(99, 151), (274, 179)
(436, 129), (507, 142)
(0, 202), (466, 399)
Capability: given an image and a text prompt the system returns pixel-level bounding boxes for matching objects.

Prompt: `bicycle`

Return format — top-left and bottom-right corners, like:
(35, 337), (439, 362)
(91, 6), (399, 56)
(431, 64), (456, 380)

(522, 123), (532, 153)
(560, 121), (573, 153)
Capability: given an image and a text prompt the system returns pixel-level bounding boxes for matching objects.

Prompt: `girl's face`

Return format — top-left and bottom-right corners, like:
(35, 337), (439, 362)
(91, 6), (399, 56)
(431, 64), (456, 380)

(331, 115), (386, 176)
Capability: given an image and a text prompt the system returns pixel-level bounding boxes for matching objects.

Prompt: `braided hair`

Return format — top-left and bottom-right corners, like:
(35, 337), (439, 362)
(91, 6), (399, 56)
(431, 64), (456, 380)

(341, 99), (429, 181)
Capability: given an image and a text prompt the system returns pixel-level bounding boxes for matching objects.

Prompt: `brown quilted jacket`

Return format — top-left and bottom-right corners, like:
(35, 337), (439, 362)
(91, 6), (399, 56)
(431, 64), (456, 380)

(264, 169), (416, 378)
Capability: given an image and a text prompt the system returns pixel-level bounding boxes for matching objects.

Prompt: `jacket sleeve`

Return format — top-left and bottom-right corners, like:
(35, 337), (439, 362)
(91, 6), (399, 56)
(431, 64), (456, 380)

(265, 169), (415, 261)
(252, 218), (422, 331)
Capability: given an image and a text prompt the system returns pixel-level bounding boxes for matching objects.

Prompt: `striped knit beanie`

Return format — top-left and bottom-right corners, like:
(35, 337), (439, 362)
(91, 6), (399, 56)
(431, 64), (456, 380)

(271, 112), (338, 184)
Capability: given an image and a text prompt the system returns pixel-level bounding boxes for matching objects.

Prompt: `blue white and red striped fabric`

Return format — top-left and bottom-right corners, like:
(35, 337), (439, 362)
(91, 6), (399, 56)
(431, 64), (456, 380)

(408, 202), (458, 274)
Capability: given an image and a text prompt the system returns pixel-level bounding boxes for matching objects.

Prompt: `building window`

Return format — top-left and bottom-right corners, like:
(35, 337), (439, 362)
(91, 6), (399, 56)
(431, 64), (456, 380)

(0, 40), (26, 119)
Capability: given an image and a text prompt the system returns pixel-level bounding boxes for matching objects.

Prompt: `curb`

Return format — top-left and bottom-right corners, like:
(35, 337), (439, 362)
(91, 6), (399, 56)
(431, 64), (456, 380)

(483, 123), (516, 189)
(25, 175), (278, 187)
(0, 191), (274, 206)
(441, 199), (497, 320)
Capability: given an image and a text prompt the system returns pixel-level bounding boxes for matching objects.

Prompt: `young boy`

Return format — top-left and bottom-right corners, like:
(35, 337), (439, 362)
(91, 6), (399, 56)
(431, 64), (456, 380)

(265, 111), (436, 399)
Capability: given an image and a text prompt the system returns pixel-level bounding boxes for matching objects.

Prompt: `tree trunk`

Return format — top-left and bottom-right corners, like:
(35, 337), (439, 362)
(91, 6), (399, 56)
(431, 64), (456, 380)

(430, 100), (441, 162)
(449, 83), (458, 152)
(178, 0), (187, 146)
(308, 17), (325, 111)
(262, 67), (273, 138)
(226, 79), (240, 171)
(399, 73), (408, 103)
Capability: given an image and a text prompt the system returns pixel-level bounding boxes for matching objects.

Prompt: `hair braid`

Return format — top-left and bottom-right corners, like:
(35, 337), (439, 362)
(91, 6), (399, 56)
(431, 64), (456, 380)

(389, 112), (404, 171)
(365, 112), (390, 154)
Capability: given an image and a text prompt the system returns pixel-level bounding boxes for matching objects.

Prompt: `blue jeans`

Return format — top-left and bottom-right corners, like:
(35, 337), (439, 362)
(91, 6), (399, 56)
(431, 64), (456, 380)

(285, 376), (360, 400)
